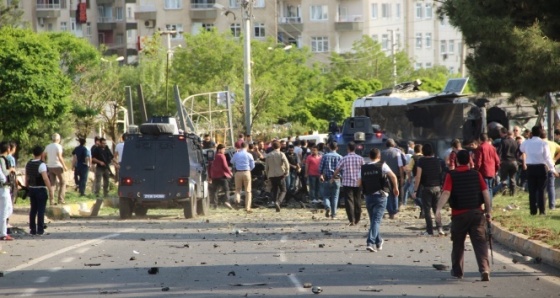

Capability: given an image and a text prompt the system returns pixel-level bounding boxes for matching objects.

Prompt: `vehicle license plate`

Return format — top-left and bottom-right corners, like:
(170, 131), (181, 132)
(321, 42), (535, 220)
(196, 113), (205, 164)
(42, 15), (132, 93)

(144, 194), (165, 199)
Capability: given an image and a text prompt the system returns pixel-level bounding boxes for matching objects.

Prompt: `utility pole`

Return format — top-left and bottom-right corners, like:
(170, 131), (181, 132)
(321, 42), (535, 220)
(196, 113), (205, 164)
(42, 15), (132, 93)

(388, 29), (397, 86)
(160, 27), (178, 114)
(241, 0), (254, 136)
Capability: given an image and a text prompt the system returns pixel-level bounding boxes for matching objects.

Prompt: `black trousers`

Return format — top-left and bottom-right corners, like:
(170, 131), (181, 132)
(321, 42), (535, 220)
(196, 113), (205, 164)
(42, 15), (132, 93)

(451, 209), (490, 276)
(499, 160), (517, 196)
(421, 186), (441, 234)
(210, 177), (230, 206)
(527, 164), (547, 215)
(270, 176), (287, 205)
(343, 186), (362, 224)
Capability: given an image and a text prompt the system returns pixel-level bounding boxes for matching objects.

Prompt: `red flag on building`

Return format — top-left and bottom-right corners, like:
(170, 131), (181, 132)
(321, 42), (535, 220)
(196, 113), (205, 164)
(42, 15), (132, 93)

(77, 2), (87, 23)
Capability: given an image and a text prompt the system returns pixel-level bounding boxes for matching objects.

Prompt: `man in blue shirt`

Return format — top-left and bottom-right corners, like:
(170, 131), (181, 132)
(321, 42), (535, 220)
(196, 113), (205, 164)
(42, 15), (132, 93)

(230, 142), (255, 212)
(319, 142), (343, 219)
(72, 138), (91, 196)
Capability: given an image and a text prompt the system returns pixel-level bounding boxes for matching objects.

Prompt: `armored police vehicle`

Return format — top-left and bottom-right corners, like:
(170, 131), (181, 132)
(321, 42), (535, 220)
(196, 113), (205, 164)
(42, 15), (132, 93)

(328, 116), (388, 157)
(118, 116), (209, 219)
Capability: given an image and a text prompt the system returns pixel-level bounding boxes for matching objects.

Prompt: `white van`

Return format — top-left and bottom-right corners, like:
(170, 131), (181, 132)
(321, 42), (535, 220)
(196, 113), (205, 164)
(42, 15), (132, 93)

(296, 133), (328, 145)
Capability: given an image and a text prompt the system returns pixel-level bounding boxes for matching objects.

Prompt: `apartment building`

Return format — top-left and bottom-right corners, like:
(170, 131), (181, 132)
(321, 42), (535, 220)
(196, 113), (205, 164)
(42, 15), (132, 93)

(16, 0), (138, 63)
(14, 0), (463, 72)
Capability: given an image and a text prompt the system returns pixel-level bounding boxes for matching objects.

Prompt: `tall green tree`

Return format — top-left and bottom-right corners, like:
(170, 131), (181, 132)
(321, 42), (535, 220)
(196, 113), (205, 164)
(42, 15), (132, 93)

(439, 0), (560, 99)
(0, 27), (72, 148)
(0, 0), (24, 29)
(48, 32), (101, 80)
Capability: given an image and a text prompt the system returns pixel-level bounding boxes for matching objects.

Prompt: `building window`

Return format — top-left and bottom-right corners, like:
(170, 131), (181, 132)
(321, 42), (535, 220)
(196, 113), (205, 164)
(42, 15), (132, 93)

(441, 40), (447, 53)
(116, 34), (124, 45)
(416, 33), (422, 49)
(254, 0), (265, 8)
(60, 21), (67, 31)
(230, 23), (241, 37)
(254, 22), (265, 37)
(71, 20), (76, 31)
(425, 63), (432, 68)
(116, 7), (123, 20)
(127, 30), (132, 39)
(371, 34), (378, 42)
(371, 3), (378, 19)
(311, 36), (329, 53)
(381, 3), (391, 18)
(396, 33), (401, 48)
(416, 3), (422, 19)
(47, 23), (53, 31)
(203, 23), (214, 31)
(425, 33), (432, 48)
(85, 22), (91, 36)
(166, 24), (184, 40)
(37, 0), (63, 9)
(229, 0), (238, 8)
(448, 40), (455, 54)
(425, 4), (432, 19)
(127, 7), (132, 19)
(395, 3), (401, 18)
(164, 0), (182, 9)
(381, 34), (389, 50)
(415, 63), (422, 70)
(310, 5), (328, 21)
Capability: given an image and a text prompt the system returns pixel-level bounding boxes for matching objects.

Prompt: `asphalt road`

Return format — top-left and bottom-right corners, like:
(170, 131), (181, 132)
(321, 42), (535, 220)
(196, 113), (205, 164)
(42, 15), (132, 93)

(1, 205), (560, 297)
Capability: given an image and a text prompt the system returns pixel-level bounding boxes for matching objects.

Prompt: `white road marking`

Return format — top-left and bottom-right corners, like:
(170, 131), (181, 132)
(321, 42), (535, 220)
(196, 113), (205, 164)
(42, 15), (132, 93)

(34, 276), (49, 283)
(288, 274), (306, 293)
(20, 289), (37, 297)
(48, 267), (61, 272)
(279, 251), (287, 263)
(61, 257), (74, 263)
(3, 229), (133, 276)
(280, 235), (288, 243)
(76, 247), (90, 254)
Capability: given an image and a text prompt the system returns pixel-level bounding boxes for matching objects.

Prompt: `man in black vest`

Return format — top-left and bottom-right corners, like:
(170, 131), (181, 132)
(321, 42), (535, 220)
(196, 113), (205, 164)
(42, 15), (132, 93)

(411, 143), (446, 236)
(436, 150), (492, 281)
(26, 146), (54, 236)
(359, 148), (399, 252)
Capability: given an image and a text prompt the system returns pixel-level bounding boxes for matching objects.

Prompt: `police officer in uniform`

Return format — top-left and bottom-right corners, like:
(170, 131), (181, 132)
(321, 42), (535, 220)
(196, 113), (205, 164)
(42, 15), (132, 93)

(436, 150), (492, 281)
(359, 148), (399, 252)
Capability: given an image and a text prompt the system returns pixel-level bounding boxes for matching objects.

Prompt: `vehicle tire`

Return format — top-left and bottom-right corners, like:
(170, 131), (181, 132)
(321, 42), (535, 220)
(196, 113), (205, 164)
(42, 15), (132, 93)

(139, 123), (175, 135)
(184, 193), (197, 219)
(197, 195), (209, 216)
(119, 197), (133, 219)
(134, 205), (148, 216)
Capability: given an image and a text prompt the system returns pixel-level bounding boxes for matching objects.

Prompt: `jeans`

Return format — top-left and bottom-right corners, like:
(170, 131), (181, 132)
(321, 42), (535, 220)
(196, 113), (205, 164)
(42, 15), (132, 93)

(323, 179), (341, 217)
(29, 188), (48, 235)
(386, 191), (399, 216)
(307, 176), (321, 202)
(403, 178), (413, 206)
(483, 178), (494, 201)
(343, 186), (362, 224)
(94, 167), (110, 197)
(0, 188), (12, 237)
(547, 171), (556, 209)
(76, 164), (89, 196)
(365, 193), (387, 246)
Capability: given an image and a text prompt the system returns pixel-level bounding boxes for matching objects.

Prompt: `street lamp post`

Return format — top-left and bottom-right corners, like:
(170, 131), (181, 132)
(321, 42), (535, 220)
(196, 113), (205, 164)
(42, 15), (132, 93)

(241, 0), (253, 136)
(160, 28), (180, 114)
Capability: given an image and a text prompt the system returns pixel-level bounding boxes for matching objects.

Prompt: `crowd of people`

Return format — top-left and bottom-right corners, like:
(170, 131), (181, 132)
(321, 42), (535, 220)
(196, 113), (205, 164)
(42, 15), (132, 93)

(0, 133), (126, 241)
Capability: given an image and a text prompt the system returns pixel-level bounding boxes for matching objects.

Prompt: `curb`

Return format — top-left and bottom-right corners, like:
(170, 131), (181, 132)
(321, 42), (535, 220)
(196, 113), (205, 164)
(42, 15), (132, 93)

(491, 221), (560, 270)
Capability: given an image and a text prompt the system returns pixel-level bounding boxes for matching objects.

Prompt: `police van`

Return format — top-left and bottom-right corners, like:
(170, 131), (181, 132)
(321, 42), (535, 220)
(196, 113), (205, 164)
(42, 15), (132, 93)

(117, 117), (209, 219)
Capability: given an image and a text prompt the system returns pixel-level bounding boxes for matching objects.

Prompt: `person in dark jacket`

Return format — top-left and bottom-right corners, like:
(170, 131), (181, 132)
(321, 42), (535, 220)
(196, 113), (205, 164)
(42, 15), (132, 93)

(436, 150), (492, 281)
(208, 144), (233, 209)
(496, 127), (518, 196)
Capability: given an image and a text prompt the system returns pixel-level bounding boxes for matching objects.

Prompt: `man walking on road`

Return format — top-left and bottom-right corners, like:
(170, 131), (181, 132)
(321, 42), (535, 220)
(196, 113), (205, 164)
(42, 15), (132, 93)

(520, 126), (559, 215)
(45, 133), (68, 204)
(381, 139), (406, 219)
(411, 143), (446, 236)
(436, 150), (492, 281)
(305, 145), (322, 204)
(265, 141), (290, 212)
(319, 142), (342, 219)
(333, 142), (364, 226)
(208, 144), (233, 209)
(474, 133), (500, 200)
(231, 142), (255, 212)
(359, 148), (399, 252)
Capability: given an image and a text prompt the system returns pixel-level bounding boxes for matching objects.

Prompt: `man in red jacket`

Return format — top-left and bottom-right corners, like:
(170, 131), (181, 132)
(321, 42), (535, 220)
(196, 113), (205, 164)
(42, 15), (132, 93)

(474, 133), (500, 200)
(208, 144), (233, 209)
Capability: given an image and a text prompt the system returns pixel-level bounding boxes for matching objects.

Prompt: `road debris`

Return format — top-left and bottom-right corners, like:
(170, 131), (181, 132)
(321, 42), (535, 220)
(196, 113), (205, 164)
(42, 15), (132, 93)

(133, 250), (140, 254)
(228, 271), (236, 276)
(432, 264), (449, 271)
(129, 257), (136, 261)
(303, 283), (312, 288)
(99, 290), (120, 295)
(312, 286), (323, 294)
(230, 283), (268, 286)
(148, 267), (159, 275)
(359, 287), (382, 292)
(84, 263), (101, 267)
(161, 287), (170, 291)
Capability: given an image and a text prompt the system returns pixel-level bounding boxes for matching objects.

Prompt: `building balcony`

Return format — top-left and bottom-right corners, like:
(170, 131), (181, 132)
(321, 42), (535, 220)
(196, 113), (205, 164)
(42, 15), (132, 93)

(189, 9), (217, 20)
(36, 2), (61, 19)
(126, 22), (137, 30)
(125, 0), (136, 3)
(278, 17), (303, 33)
(334, 15), (363, 31)
(135, 5), (156, 20)
(98, 21), (118, 30)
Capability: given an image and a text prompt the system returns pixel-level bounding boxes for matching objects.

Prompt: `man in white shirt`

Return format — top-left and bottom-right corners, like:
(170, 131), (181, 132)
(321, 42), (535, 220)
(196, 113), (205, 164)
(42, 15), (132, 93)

(520, 126), (559, 215)
(45, 133), (68, 205)
(114, 133), (126, 181)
